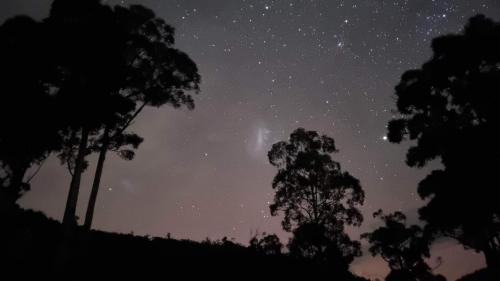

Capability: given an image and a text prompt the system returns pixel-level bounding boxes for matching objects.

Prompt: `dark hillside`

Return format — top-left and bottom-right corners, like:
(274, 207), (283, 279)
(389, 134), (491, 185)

(0, 206), (369, 280)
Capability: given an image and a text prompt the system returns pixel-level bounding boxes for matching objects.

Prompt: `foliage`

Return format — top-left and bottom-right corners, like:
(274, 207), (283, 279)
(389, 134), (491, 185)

(0, 0), (201, 228)
(362, 210), (430, 271)
(0, 16), (62, 205)
(268, 128), (364, 265)
(361, 210), (443, 281)
(387, 14), (500, 267)
(249, 232), (283, 256)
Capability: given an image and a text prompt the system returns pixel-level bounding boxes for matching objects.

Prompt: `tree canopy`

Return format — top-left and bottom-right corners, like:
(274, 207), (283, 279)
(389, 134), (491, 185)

(387, 15), (500, 268)
(0, 0), (201, 233)
(0, 16), (62, 207)
(249, 233), (283, 256)
(46, 0), (200, 228)
(361, 210), (444, 281)
(268, 128), (364, 266)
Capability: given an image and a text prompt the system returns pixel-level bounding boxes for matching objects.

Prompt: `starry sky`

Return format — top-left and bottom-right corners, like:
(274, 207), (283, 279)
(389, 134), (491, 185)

(2, 0), (499, 279)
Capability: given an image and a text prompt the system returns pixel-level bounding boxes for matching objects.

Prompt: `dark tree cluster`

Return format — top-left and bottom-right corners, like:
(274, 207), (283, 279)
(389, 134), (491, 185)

(0, 15), (62, 209)
(361, 210), (445, 281)
(0, 0), (200, 234)
(387, 15), (500, 270)
(0, 2), (201, 277)
(264, 14), (500, 281)
(249, 232), (283, 256)
(268, 128), (364, 271)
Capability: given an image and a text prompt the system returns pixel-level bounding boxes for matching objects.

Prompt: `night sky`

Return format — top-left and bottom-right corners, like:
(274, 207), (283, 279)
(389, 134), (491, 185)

(2, 0), (499, 279)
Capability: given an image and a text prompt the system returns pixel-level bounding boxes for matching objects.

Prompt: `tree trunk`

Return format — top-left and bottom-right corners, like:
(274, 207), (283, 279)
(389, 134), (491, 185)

(484, 243), (500, 269)
(54, 127), (89, 277)
(62, 126), (89, 227)
(83, 125), (110, 230)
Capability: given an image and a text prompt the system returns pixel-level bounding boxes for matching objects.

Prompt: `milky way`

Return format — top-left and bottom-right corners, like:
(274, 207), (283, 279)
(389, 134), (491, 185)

(1, 0), (499, 279)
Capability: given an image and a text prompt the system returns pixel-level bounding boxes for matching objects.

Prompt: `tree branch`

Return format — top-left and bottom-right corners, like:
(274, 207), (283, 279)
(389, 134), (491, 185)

(25, 160), (46, 184)
(111, 100), (148, 140)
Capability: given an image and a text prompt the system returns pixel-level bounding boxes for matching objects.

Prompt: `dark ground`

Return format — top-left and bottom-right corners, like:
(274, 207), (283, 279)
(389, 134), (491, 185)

(1, 206), (370, 281)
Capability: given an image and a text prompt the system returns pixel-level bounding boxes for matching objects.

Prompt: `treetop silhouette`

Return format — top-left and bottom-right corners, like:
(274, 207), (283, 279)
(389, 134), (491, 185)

(39, 0), (201, 229)
(268, 128), (364, 268)
(249, 232), (283, 256)
(0, 0), (201, 235)
(361, 210), (445, 281)
(387, 14), (500, 268)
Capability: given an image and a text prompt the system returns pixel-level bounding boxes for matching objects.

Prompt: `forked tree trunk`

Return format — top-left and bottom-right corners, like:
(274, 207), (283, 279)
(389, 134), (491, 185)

(62, 126), (89, 227)
(83, 125), (110, 230)
(55, 126), (90, 277)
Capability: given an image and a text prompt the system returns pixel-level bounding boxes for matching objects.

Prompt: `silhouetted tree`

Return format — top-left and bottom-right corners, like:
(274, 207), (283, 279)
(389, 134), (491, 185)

(44, 0), (133, 228)
(0, 16), (62, 209)
(82, 4), (200, 230)
(268, 128), (364, 267)
(249, 232), (283, 255)
(361, 210), (444, 281)
(42, 0), (200, 229)
(387, 15), (500, 268)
